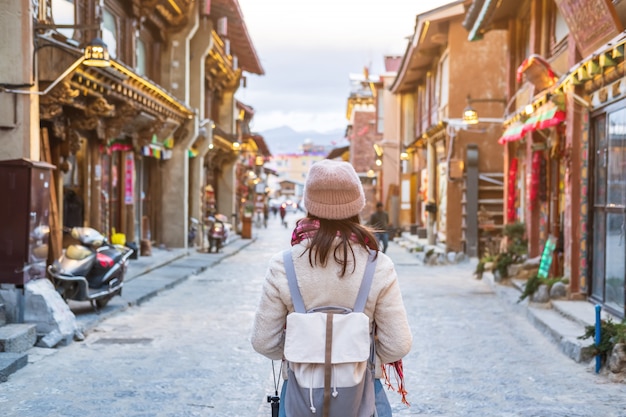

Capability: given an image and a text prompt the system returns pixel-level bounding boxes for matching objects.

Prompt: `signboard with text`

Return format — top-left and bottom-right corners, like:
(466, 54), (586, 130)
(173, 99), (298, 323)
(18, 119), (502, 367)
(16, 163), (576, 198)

(124, 153), (134, 205)
(555, 0), (623, 58)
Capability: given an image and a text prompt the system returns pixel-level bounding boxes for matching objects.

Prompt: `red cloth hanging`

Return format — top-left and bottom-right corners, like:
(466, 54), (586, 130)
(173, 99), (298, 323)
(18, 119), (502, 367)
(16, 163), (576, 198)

(529, 151), (542, 207)
(507, 158), (518, 222)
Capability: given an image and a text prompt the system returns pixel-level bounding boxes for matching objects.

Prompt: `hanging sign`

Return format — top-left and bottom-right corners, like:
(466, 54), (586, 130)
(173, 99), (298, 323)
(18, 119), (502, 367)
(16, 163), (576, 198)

(554, 0), (623, 58)
(124, 153), (134, 205)
(537, 236), (557, 279)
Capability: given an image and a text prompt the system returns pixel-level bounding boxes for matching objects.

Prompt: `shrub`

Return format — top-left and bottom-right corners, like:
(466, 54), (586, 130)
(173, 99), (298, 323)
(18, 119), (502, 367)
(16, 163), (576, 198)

(579, 318), (626, 364)
(517, 274), (568, 302)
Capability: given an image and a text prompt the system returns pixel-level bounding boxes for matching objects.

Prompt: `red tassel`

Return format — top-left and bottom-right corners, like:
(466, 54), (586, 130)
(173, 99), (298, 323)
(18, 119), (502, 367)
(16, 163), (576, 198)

(381, 360), (410, 407)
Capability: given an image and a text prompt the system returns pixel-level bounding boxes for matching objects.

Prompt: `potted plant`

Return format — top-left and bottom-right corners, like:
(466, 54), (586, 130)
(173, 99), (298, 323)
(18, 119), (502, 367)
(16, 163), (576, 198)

(243, 202), (254, 218)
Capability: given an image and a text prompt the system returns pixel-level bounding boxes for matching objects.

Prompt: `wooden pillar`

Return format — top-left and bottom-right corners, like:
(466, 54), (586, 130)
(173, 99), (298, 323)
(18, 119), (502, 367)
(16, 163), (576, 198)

(88, 141), (100, 230)
(564, 86), (584, 296)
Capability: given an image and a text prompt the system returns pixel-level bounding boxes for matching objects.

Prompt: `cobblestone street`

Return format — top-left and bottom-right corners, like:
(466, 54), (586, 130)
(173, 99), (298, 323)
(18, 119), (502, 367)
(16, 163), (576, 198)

(0, 213), (625, 416)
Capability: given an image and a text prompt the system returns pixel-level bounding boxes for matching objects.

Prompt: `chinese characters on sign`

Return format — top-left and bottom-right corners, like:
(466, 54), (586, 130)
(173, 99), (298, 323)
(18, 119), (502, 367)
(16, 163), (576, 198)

(125, 153), (134, 205)
(555, 0), (623, 58)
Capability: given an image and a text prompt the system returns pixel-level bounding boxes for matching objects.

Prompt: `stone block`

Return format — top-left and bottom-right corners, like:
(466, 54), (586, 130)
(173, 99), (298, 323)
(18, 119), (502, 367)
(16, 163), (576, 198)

(447, 252), (457, 263)
(522, 256), (541, 269)
(23, 279), (78, 347)
(0, 324), (37, 353)
(0, 288), (19, 322)
(37, 329), (74, 348)
(508, 263), (522, 277)
(531, 284), (550, 303)
(608, 343), (626, 374)
(454, 252), (467, 263)
(0, 303), (5, 326)
(549, 282), (567, 299)
(0, 352), (28, 382)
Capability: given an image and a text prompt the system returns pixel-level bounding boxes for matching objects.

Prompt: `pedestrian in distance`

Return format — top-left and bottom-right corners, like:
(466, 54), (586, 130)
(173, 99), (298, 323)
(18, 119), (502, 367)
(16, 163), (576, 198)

(251, 159), (412, 417)
(368, 202), (391, 253)
(279, 203), (287, 228)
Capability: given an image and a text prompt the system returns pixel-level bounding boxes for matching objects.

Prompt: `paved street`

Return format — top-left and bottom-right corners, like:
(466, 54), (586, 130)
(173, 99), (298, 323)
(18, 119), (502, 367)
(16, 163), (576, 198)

(1, 211), (626, 416)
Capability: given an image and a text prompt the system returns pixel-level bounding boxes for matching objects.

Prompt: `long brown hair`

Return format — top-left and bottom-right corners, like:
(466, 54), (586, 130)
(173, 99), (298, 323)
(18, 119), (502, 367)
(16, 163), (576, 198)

(300, 215), (379, 277)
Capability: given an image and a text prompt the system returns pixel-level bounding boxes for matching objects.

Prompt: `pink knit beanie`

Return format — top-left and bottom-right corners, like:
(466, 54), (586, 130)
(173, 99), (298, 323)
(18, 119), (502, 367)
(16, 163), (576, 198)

(303, 160), (365, 220)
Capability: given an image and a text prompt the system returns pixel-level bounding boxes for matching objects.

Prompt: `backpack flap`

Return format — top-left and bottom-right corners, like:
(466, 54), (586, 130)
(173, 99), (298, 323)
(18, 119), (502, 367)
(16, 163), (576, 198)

(284, 311), (370, 364)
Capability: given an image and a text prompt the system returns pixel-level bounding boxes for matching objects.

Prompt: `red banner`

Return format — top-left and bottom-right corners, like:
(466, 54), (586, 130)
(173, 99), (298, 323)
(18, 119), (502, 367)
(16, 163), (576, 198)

(124, 153), (134, 205)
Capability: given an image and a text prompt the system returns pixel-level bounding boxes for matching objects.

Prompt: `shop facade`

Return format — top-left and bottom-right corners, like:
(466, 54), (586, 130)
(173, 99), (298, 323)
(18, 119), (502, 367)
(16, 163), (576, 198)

(390, 1), (508, 255)
(464, 0), (626, 317)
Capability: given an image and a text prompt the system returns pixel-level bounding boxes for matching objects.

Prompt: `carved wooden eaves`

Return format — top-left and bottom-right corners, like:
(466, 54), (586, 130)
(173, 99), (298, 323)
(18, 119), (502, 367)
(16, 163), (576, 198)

(40, 81), (80, 121)
(102, 102), (140, 142)
(139, 0), (193, 34)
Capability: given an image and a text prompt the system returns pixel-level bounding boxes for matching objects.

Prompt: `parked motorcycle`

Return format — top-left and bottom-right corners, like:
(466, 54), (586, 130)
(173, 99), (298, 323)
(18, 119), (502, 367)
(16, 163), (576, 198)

(47, 227), (134, 309)
(207, 214), (229, 253)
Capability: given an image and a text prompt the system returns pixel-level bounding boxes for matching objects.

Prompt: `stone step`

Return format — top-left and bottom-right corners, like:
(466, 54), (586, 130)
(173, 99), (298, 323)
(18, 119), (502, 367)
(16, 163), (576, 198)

(0, 303), (6, 326)
(0, 323), (37, 353)
(0, 352), (28, 382)
(525, 304), (593, 363)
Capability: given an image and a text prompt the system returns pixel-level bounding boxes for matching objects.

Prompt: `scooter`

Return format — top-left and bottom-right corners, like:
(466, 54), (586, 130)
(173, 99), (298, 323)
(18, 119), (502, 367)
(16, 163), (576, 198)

(207, 215), (229, 253)
(47, 227), (134, 309)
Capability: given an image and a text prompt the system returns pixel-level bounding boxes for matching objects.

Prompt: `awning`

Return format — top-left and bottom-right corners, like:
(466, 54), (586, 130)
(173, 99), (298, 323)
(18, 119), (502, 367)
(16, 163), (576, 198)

(498, 102), (566, 145)
(498, 122), (525, 144)
(523, 103), (566, 132)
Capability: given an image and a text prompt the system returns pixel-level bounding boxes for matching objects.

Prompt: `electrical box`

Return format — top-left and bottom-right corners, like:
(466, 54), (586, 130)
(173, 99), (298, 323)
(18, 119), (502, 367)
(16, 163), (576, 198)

(0, 159), (55, 285)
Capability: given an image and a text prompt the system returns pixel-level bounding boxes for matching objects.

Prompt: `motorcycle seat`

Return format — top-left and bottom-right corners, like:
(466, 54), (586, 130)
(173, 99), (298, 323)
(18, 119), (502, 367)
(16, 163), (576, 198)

(66, 244), (92, 260)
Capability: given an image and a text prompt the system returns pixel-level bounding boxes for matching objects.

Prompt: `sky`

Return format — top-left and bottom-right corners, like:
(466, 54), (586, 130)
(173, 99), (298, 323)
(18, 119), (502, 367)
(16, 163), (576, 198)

(235, 0), (456, 134)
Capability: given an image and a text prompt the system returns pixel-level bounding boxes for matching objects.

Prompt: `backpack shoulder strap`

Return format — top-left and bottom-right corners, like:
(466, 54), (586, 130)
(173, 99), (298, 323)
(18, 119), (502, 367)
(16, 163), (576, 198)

(283, 249), (378, 314)
(283, 250), (306, 313)
(353, 249), (377, 313)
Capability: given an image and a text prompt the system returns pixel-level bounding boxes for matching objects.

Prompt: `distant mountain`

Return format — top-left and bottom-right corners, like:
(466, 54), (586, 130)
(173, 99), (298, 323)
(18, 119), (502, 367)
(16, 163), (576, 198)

(258, 126), (349, 155)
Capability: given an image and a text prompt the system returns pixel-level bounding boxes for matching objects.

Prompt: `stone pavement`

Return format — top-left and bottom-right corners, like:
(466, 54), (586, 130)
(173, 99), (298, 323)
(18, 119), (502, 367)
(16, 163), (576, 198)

(79, 229), (622, 364)
(393, 233), (621, 367)
(3, 227), (619, 382)
(66, 233), (258, 335)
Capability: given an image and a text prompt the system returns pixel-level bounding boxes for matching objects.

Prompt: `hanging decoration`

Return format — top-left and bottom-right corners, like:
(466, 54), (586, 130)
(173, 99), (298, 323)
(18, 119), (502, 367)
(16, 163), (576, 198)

(516, 54), (558, 90)
(507, 158), (518, 222)
(539, 152), (547, 202)
(163, 137), (174, 149)
(101, 138), (132, 154)
(141, 144), (172, 160)
(529, 151), (542, 207)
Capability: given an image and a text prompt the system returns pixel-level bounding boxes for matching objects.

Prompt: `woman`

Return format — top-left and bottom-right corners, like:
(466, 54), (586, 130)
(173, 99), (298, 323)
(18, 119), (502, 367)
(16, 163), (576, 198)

(251, 160), (412, 416)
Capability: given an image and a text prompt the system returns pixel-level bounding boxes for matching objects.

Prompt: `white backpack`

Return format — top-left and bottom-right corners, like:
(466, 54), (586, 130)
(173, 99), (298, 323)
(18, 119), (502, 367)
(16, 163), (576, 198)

(282, 250), (377, 417)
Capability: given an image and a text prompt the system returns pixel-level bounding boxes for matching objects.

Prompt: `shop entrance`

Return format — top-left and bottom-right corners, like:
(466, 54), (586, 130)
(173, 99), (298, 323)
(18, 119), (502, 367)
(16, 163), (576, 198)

(591, 106), (626, 317)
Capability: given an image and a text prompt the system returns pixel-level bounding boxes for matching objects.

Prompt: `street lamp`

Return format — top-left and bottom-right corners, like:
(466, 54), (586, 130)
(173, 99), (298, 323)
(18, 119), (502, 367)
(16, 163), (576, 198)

(463, 95), (507, 124)
(1, 38), (110, 96)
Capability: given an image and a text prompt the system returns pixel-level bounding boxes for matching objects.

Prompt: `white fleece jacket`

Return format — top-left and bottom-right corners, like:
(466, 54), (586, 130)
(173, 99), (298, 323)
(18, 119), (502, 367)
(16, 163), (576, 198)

(251, 240), (412, 368)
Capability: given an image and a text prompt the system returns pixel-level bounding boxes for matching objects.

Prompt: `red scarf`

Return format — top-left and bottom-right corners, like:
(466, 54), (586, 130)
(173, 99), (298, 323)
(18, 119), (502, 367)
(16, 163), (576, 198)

(290, 218), (410, 406)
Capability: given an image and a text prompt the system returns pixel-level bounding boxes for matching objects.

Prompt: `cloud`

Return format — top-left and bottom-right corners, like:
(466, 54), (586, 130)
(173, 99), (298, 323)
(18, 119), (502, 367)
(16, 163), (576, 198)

(237, 0), (455, 132)
(246, 109), (347, 133)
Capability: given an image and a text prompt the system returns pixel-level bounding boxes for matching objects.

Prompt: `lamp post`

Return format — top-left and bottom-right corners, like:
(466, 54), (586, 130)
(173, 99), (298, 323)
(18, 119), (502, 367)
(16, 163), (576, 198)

(450, 95), (506, 256)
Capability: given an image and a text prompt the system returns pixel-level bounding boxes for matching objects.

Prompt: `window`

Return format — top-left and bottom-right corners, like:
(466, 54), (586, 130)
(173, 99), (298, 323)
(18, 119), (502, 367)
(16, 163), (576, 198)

(136, 38), (146, 76)
(51, 0), (75, 39)
(102, 9), (118, 59)
(554, 7), (569, 44)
